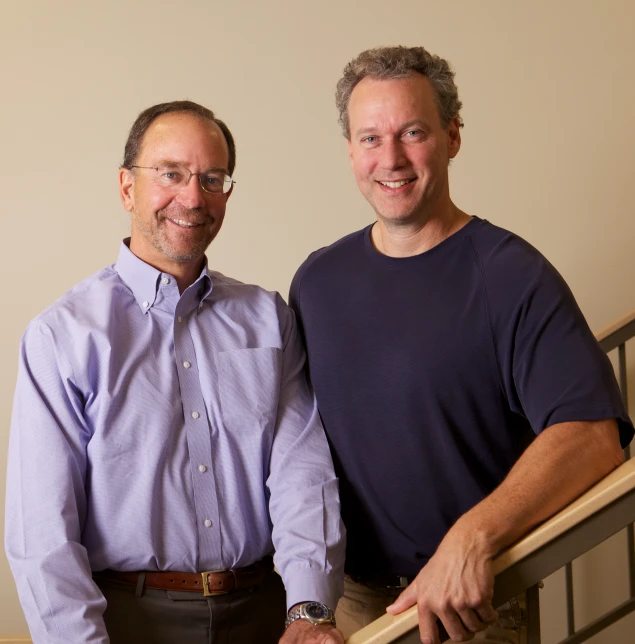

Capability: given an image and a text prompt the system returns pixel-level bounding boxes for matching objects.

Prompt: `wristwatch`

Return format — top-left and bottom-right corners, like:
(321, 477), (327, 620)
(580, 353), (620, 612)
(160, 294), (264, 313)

(284, 601), (336, 629)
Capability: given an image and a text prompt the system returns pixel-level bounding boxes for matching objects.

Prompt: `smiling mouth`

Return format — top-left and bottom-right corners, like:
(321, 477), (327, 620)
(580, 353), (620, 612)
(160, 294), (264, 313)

(167, 218), (204, 228)
(377, 179), (415, 188)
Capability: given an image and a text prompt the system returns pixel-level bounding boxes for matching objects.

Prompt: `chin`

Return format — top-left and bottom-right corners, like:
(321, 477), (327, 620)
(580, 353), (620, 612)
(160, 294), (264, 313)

(378, 210), (418, 224)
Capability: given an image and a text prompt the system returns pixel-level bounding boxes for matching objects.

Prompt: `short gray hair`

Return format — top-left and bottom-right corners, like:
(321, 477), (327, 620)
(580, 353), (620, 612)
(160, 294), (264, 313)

(335, 46), (463, 139)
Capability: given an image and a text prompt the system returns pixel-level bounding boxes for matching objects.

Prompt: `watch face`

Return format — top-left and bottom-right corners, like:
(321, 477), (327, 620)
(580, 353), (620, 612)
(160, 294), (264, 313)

(305, 602), (329, 620)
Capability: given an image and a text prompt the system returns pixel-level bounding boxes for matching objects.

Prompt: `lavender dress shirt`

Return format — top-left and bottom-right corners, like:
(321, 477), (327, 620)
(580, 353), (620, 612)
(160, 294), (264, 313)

(5, 240), (345, 643)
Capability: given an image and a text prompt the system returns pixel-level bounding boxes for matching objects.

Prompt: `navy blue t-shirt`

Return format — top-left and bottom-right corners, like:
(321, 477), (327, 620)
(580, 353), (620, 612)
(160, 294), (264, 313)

(289, 217), (633, 578)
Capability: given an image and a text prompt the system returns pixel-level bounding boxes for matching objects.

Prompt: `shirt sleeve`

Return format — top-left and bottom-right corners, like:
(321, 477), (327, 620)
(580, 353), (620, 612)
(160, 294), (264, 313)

(481, 234), (633, 446)
(266, 297), (345, 611)
(4, 319), (109, 643)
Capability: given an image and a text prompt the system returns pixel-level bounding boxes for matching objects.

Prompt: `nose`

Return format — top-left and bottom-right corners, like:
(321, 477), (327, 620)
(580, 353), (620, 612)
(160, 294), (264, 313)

(176, 174), (207, 209)
(381, 139), (407, 171)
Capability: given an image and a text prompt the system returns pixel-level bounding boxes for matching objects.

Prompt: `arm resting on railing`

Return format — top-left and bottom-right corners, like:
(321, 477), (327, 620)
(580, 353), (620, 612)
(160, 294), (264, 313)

(347, 457), (635, 644)
(382, 419), (623, 644)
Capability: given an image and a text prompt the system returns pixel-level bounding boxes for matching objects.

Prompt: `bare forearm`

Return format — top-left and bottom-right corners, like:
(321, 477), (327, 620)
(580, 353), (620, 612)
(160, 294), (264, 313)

(457, 418), (624, 557)
(387, 419), (625, 643)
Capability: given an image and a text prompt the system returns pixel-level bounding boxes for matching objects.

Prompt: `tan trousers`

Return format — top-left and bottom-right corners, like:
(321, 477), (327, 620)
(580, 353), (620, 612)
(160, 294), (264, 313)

(336, 575), (525, 643)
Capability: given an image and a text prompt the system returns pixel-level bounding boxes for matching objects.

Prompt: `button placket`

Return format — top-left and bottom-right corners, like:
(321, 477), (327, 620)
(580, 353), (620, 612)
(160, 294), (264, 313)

(173, 307), (221, 562)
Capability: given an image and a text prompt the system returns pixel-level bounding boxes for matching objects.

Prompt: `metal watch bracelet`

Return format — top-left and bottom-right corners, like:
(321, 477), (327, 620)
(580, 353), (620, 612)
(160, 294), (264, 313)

(284, 601), (336, 629)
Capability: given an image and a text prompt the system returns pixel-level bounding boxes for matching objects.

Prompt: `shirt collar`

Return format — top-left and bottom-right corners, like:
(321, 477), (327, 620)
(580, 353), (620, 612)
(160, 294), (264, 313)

(115, 239), (213, 314)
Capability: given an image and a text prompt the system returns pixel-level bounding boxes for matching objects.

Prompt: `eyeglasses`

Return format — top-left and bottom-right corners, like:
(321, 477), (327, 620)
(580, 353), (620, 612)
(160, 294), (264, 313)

(128, 163), (235, 194)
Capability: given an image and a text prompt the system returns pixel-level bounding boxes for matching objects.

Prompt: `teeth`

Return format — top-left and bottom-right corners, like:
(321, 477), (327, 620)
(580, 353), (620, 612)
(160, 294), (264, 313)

(171, 219), (198, 227)
(380, 180), (411, 188)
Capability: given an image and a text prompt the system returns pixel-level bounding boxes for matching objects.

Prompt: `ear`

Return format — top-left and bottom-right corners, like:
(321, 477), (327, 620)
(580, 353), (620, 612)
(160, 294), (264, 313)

(447, 116), (462, 160)
(119, 167), (135, 212)
(346, 138), (355, 170)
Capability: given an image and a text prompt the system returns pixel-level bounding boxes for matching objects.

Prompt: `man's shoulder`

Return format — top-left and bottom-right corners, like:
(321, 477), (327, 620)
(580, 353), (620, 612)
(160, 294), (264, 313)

(466, 218), (553, 281)
(30, 264), (119, 332)
(208, 269), (280, 299)
(467, 218), (574, 317)
(290, 227), (369, 304)
(297, 227), (368, 275)
(467, 218), (542, 262)
(207, 269), (290, 318)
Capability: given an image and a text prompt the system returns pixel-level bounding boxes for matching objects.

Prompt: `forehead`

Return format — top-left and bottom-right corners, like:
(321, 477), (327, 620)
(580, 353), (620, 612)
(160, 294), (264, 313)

(137, 112), (229, 167)
(348, 73), (441, 135)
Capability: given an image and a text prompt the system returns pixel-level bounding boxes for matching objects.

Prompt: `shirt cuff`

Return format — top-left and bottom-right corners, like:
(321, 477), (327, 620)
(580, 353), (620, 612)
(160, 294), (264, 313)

(282, 567), (344, 612)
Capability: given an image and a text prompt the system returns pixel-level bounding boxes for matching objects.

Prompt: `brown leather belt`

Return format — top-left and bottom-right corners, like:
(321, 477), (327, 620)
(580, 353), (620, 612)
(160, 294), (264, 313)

(94, 556), (273, 597)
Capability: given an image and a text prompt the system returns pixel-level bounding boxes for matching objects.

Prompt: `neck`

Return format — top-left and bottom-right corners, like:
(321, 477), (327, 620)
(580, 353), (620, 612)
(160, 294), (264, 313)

(128, 239), (204, 294)
(168, 260), (205, 294)
(371, 202), (471, 258)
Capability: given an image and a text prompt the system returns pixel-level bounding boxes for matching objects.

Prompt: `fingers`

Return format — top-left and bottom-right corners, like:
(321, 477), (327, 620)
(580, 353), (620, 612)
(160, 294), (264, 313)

(455, 606), (490, 634)
(416, 607), (441, 644)
(418, 599), (497, 643)
(386, 584), (418, 614)
(475, 603), (498, 625)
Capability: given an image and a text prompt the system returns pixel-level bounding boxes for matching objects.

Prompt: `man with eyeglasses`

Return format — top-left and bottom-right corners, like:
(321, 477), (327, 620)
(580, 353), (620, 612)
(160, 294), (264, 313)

(6, 101), (345, 644)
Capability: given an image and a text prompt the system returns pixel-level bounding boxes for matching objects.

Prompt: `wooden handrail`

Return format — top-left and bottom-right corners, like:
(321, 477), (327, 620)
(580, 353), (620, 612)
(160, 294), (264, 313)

(595, 309), (635, 343)
(595, 309), (635, 353)
(347, 459), (635, 643)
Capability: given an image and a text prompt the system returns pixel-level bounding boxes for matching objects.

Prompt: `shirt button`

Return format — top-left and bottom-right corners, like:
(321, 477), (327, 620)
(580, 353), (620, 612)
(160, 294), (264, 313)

(177, 316), (183, 323)
(161, 277), (170, 285)
(198, 465), (207, 473)
(183, 361), (191, 369)
(143, 301), (149, 308)
(204, 519), (212, 528)
(192, 411), (200, 419)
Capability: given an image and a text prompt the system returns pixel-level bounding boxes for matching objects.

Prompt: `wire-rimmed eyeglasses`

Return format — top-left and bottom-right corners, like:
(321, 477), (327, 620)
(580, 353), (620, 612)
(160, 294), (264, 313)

(127, 163), (235, 194)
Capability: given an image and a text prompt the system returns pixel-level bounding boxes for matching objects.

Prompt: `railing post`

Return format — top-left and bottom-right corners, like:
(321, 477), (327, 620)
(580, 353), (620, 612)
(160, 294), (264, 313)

(526, 584), (542, 644)
(617, 342), (635, 601)
(565, 562), (575, 635)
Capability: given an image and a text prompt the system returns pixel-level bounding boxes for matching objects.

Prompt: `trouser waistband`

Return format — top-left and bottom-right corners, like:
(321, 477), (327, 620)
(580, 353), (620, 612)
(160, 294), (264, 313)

(93, 556), (274, 596)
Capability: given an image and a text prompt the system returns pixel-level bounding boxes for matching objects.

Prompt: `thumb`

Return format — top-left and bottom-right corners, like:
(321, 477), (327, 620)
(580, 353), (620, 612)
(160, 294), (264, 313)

(386, 583), (417, 614)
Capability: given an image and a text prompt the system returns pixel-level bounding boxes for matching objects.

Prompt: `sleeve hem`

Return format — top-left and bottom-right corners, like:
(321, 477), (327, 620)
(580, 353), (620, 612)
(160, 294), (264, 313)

(280, 568), (344, 612)
(541, 406), (634, 447)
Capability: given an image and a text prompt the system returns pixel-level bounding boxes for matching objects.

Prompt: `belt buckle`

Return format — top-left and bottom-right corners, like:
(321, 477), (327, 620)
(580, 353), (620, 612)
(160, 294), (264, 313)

(201, 570), (229, 597)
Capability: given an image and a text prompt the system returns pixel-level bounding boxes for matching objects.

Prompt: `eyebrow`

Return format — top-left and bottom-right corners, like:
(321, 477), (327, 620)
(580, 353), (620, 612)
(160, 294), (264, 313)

(153, 159), (229, 174)
(400, 119), (428, 131)
(354, 119), (428, 138)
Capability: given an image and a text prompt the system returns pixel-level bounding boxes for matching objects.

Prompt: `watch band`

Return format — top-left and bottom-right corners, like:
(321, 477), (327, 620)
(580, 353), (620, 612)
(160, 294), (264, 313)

(284, 601), (336, 629)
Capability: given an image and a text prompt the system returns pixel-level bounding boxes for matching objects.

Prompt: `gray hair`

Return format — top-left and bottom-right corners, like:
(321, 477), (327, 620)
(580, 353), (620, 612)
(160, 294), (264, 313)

(121, 100), (236, 176)
(335, 46), (463, 139)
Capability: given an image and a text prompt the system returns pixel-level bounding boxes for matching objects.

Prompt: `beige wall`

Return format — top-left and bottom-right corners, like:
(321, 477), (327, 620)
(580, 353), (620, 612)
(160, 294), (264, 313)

(1, 1), (634, 640)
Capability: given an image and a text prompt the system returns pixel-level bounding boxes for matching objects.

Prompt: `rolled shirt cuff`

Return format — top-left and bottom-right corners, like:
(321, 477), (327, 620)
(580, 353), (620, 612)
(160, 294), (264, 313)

(282, 567), (344, 612)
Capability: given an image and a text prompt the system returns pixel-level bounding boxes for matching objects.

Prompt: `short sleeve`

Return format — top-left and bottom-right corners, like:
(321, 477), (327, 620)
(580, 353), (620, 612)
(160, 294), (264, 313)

(479, 234), (633, 446)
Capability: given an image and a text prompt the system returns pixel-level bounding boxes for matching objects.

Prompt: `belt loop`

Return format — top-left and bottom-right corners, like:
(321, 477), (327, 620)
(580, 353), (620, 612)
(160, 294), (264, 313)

(135, 571), (146, 597)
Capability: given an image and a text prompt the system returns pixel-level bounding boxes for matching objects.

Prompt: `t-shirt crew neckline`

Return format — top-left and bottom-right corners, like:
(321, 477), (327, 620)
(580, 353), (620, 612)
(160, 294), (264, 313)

(363, 216), (483, 265)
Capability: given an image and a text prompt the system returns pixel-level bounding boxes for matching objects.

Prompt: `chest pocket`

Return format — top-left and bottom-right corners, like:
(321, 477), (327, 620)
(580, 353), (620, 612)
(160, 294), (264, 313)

(218, 347), (282, 432)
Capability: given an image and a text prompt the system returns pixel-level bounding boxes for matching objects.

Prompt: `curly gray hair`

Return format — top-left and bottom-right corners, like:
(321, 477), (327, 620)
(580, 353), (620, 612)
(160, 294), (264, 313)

(335, 46), (463, 139)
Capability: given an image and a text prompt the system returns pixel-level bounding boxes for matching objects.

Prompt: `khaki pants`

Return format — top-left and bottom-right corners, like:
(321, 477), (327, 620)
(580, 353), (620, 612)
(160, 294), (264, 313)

(337, 575), (525, 643)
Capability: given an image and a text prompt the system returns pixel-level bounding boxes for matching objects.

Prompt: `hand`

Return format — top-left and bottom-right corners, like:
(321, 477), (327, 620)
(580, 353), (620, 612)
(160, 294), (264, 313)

(279, 619), (344, 644)
(386, 521), (498, 644)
